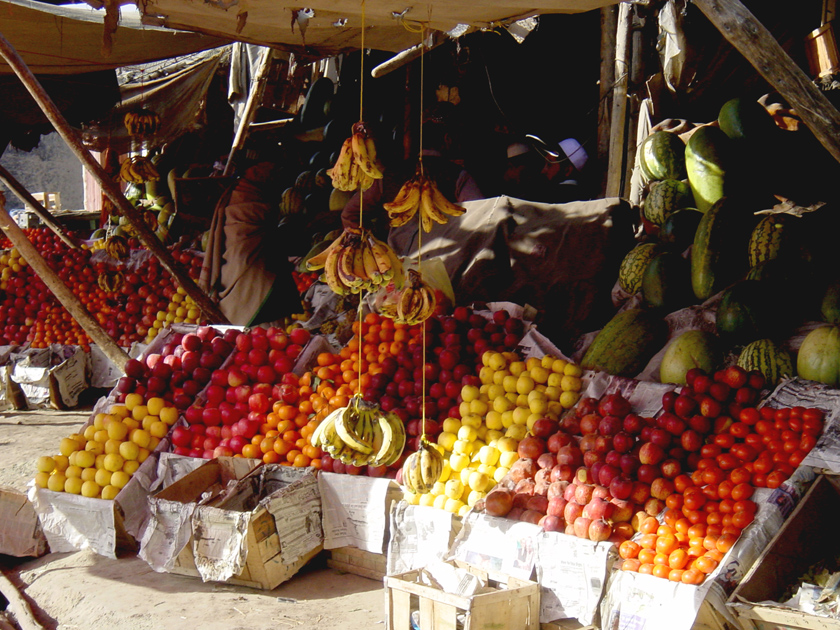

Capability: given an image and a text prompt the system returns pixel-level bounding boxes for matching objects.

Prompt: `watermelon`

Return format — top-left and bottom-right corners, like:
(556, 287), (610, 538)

(718, 97), (778, 142)
(644, 179), (694, 226)
(691, 197), (756, 301)
(798, 325), (840, 386)
(295, 170), (317, 193)
(748, 213), (789, 268)
(715, 280), (772, 343)
(279, 187), (305, 215)
(659, 208), (702, 252)
(581, 309), (668, 377)
(618, 243), (660, 295)
(659, 330), (720, 385)
(685, 126), (732, 213)
(639, 131), (687, 181)
(642, 252), (692, 311)
(737, 338), (794, 387)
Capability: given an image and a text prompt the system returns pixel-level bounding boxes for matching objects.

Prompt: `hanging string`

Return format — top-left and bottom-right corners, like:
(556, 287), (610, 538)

(418, 22), (427, 439)
(355, 0), (367, 395)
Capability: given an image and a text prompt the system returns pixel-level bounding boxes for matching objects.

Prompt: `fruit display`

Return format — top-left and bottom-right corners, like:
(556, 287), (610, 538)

(401, 350), (584, 517)
(580, 309), (667, 378)
(327, 122), (384, 192)
(34, 394), (178, 499)
(0, 228), (205, 348)
(305, 226), (404, 295)
(384, 167), (466, 232)
(119, 155), (160, 185)
(476, 365), (824, 585)
(380, 270), (438, 325)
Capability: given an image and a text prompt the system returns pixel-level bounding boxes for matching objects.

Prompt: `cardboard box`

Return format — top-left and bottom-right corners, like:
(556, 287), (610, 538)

(385, 559), (540, 630)
(141, 459), (323, 590)
(0, 486), (48, 557)
(729, 474), (840, 630)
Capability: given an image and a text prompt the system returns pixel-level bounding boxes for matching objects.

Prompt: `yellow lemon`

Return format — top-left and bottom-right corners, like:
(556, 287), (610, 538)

(547, 372), (564, 388)
(457, 425), (477, 442)
(437, 431), (458, 452)
(432, 494), (448, 510)
(564, 363), (583, 377)
(418, 493), (435, 507)
(123, 460), (140, 475)
(107, 420), (129, 441)
(59, 437), (80, 457)
(101, 485), (120, 500)
(131, 405), (149, 422)
(449, 452), (470, 472)
(444, 498), (465, 514)
(467, 489), (487, 507)
(93, 413), (108, 430)
(512, 407), (530, 426)
(119, 440), (140, 461)
(65, 465), (82, 479)
(438, 460), (452, 483)
(52, 455), (69, 472)
(458, 402), (471, 418)
(460, 414), (482, 429)
(469, 399), (489, 416)
(487, 352), (507, 371)
(461, 384), (480, 402)
(485, 429), (504, 443)
(124, 393), (144, 412)
(403, 491), (419, 505)
(83, 425), (97, 441)
(529, 365), (550, 384)
(94, 468), (112, 487)
(432, 481), (446, 496)
(130, 429), (151, 449)
(552, 358), (568, 374)
(64, 477), (83, 495)
(478, 445), (500, 466)
(561, 375), (582, 392)
(485, 411), (503, 431)
(149, 421), (168, 439)
(80, 467), (97, 482)
(36, 456), (56, 474)
(500, 450), (520, 468)
(509, 361), (526, 376)
(442, 417), (461, 433)
(47, 472), (67, 492)
(34, 471), (50, 488)
(85, 441), (105, 456)
(452, 439), (473, 456)
(110, 471), (130, 489)
(81, 480), (101, 498)
(109, 405), (130, 419)
(505, 424), (527, 441)
(159, 406), (178, 425)
(458, 504), (471, 518)
(75, 450), (95, 468)
(494, 467), (509, 483)
(137, 447), (151, 463)
(479, 366), (494, 385)
(146, 397), (166, 417)
(103, 453), (125, 472)
(104, 439), (122, 455)
(560, 390), (581, 409)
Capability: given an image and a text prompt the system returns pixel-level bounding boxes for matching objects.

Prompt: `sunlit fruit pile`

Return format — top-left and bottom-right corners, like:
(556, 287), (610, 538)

(399, 351), (584, 517)
(479, 365), (824, 585)
(0, 228), (205, 348)
(33, 395), (179, 499)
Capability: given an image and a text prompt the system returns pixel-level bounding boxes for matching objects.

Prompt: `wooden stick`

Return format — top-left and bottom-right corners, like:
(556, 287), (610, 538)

(606, 2), (632, 197)
(0, 30), (229, 325)
(223, 47), (272, 178)
(0, 192), (129, 369)
(0, 164), (78, 249)
(597, 5), (618, 198)
(694, 0), (840, 166)
(0, 569), (46, 630)
(371, 31), (447, 79)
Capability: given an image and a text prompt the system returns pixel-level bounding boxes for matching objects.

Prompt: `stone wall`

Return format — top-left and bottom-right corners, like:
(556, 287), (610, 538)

(0, 133), (83, 211)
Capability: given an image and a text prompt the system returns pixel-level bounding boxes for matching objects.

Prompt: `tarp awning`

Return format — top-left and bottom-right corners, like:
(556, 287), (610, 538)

(136, 0), (618, 58)
(0, 0), (230, 74)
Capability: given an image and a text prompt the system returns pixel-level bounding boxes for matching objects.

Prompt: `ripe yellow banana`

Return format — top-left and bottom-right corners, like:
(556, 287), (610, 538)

(351, 122), (384, 179)
(328, 138), (356, 191)
(430, 180), (466, 216)
(305, 236), (343, 271)
(384, 178), (421, 217)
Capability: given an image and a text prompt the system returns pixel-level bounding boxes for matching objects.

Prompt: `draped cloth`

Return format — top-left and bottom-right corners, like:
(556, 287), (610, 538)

(199, 164), (279, 326)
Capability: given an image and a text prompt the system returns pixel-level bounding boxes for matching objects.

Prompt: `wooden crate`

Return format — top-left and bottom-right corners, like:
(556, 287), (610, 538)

(328, 546), (387, 581)
(385, 560), (540, 630)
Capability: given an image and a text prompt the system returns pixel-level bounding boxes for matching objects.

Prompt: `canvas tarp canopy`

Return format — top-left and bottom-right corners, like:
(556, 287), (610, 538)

(132, 0), (619, 59)
(0, 0), (229, 75)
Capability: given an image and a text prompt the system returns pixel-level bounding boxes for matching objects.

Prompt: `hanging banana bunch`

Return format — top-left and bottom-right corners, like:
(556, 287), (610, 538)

(309, 395), (407, 467)
(379, 269), (437, 325)
(124, 108), (162, 137)
(97, 268), (125, 293)
(401, 439), (444, 495)
(119, 155), (160, 185)
(385, 168), (466, 232)
(104, 234), (130, 260)
(305, 227), (405, 296)
(327, 121), (385, 191)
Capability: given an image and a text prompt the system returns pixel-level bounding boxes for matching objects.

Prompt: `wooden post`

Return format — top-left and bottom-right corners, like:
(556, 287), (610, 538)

(597, 5), (618, 198)
(0, 164), (78, 249)
(606, 2), (633, 197)
(0, 193), (129, 369)
(0, 30), (230, 325)
(223, 47), (272, 177)
(694, 0), (840, 166)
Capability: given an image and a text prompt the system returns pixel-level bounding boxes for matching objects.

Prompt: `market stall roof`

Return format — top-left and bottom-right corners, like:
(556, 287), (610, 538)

(133, 0), (618, 58)
(0, 0), (230, 75)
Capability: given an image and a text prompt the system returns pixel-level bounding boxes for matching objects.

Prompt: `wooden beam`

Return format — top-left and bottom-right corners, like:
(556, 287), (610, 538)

(0, 30), (230, 325)
(0, 164), (79, 249)
(694, 0), (840, 166)
(0, 193), (129, 369)
(223, 47), (272, 177)
(370, 31), (447, 79)
(606, 2), (632, 197)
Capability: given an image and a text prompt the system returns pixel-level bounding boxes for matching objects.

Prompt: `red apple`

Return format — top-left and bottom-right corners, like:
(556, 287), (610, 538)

(598, 394), (631, 418)
(673, 395), (697, 419)
(722, 365), (748, 389)
(609, 475), (633, 500)
(709, 382), (731, 402)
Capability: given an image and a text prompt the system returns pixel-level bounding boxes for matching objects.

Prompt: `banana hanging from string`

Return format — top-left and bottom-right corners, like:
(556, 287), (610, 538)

(385, 168), (466, 232)
(327, 121), (385, 191)
(309, 397), (406, 467)
(383, 269), (437, 325)
(123, 108), (161, 137)
(401, 439), (445, 495)
(119, 155), (160, 185)
(307, 227), (405, 295)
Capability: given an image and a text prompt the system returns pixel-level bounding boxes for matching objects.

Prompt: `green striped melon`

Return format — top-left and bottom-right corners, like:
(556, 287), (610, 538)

(581, 309), (667, 377)
(618, 243), (661, 295)
(279, 187), (305, 216)
(737, 338), (793, 387)
(798, 325), (840, 386)
(660, 208), (703, 252)
(644, 179), (694, 226)
(639, 131), (687, 181)
(294, 170), (317, 194)
(748, 213), (788, 268)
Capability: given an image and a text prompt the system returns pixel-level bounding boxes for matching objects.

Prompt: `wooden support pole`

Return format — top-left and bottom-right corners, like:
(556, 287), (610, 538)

(371, 31), (447, 79)
(223, 47), (273, 177)
(0, 30), (229, 325)
(694, 0), (840, 166)
(597, 5), (618, 198)
(0, 164), (78, 249)
(0, 193), (129, 369)
(606, 2), (632, 198)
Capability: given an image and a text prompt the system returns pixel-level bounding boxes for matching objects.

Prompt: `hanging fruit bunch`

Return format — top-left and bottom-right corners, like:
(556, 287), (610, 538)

(328, 122), (384, 191)
(119, 155), (160, 185)
(305, 226), (404, 295)
(402, 438), (445, 494)
(385, 166), (466, 232)
(123, 108), (161, 137)
(97, 268), (125, 293)
(379, 269), (437, 325)
(104, 234), (130, 260)
(309, 395), (407, 467)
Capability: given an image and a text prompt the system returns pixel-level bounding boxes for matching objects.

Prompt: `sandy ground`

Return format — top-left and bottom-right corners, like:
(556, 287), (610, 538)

(0, 403), (386, 630)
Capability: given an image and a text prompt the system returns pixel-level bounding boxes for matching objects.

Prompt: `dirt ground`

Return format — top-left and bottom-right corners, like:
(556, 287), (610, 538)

(0, 403), (387, 630)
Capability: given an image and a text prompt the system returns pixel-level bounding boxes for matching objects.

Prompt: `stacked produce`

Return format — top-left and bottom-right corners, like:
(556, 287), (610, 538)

(0, 229), (205, 348)
(385, 167), (467, 232)
(478, 364), (824, 584)
(34, 394), (179, 499)
(400, 349), (583, 517)
(328, 122), (384, 192)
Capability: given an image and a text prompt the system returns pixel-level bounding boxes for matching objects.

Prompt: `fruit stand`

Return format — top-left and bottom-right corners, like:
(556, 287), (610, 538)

(4, 1), (840, 630)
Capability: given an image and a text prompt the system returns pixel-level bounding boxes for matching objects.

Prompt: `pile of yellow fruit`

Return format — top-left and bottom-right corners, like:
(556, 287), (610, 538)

(402, 352), (583, 515)
(145, 286), (202, 341)
(0, 248), (28, 290)
(34, 394), (178, 499)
